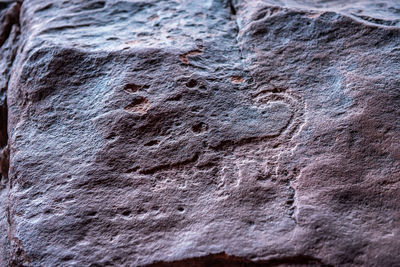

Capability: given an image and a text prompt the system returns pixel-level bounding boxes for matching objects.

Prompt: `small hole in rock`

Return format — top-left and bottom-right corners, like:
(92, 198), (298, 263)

(192, 122), (208, 134)
(230, 76), (244, 84)
(82, 1), (105, 11)
(186, 79), (198, 88)
(124, 83), (147, 93)
(87, 211), (97, 217)
(271, 88), (284, 93)
(191, 106), (202, 113)
(105, 132), (117, 140)
(177, 207), (184, 212)
(144, 140), (159, 146)
(199, 85), (207, 91)
(61, 255), (74, 261)
(127, 166), (139, 173)
(122, 210), (131, 216)
(256, 174), (269, 181)
(166, 94), (182, 101)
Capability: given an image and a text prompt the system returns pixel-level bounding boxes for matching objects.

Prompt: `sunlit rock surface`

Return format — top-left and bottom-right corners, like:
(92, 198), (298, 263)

(1, 0), (399, 266)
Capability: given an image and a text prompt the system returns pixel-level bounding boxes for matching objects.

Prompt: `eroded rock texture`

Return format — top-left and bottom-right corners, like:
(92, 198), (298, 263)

(1, 0), (399, 266)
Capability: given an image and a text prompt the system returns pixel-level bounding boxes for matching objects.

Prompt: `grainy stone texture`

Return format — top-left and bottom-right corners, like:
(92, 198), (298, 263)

(1, 0), (400, 266)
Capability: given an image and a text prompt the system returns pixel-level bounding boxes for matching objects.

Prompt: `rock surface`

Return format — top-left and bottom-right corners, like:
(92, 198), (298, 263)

(1, 0), (400, 266)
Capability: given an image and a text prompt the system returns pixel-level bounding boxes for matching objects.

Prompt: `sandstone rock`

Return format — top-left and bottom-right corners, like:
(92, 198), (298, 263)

(1, 0), (399, 266)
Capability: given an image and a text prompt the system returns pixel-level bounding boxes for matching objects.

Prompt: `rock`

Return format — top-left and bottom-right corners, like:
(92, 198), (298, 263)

(1, 0), (400, 266)
(0, 1), (21, 266)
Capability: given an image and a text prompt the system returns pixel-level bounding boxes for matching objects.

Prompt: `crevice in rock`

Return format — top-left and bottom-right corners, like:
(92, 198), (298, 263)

(0, 1), (28, 266)
(8, 236), (32, 267)
(139, 153), (200, 175)
(0, 95), (7, 150)
(226, 0), (243, 60)
(0, 1), (21, 47)
(287, 182), (297, 224)
(146, 252), (333, 267)
(209, 134), (281, 152)
(0, 1), (22, 183)
(0, 144), (9, 186)
(350, 13), (400, 27)
(228, 0), (236, 16)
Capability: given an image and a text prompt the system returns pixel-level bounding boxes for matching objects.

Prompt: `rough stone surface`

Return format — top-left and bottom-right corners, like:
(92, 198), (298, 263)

(1, 0), (400, 266)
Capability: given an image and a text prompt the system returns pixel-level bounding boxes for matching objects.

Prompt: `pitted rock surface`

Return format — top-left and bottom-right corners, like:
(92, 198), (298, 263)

(1, 0), (399, 266)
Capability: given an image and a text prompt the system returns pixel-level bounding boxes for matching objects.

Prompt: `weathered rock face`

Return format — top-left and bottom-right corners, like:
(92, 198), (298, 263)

(1, 0), (399, 266)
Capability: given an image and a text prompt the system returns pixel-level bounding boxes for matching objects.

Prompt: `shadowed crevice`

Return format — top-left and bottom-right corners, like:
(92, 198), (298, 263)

(0, 1), (21, 47)
(146, 252), (333, 267)
(0, 1), (22, 183)
(0, 2), (28, 266)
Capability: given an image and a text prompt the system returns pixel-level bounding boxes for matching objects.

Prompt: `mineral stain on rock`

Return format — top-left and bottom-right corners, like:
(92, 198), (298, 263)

(1, 0), (400, 266)
(179, 49), (203, 65)
(124, 96), (151, 114)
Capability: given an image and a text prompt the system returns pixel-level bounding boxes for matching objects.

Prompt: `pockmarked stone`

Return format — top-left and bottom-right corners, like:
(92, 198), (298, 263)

(0, 0), (399, 266)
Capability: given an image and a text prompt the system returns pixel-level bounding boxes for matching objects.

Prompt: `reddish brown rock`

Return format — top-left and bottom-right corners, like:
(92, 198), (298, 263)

(1, 0), (399, 266)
